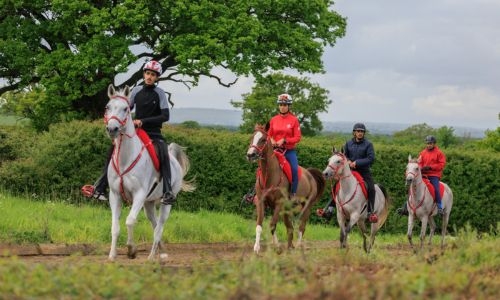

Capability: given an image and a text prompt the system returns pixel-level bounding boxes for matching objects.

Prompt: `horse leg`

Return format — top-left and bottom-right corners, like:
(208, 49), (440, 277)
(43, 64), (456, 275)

(270, 200), (283, 248)
(254, 195), (264, 254)
(283, 213), (294, 250)
(407, 214), (416, 252)
(125, 198), (146, 259)
(419, 216), (429, 251)
(142, 201), (159, 260)
(357, 220), (369, 253)
(108, 192), (122, 261)
(296, 207), (312, 249)
(148, 203), (172, 261)
(428, 217), (436, 248)
(441, 211), (450, 250)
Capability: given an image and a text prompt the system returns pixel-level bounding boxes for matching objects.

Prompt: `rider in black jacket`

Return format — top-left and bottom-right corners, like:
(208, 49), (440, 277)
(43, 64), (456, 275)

(82, 60), (175, 205)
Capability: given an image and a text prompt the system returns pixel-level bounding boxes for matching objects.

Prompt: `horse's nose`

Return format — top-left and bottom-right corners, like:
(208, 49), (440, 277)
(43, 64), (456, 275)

(405, 178), (412, 186)
(246, 152), (257, 161)
(107, 125), (119, 136)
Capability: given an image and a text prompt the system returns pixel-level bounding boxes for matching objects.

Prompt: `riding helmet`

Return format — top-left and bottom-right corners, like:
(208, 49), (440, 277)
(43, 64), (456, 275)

(276, 93), (293, 105)
(143, 60), (162, 75)
(425, 135), (437, 143)
(352, 123), (366, 132)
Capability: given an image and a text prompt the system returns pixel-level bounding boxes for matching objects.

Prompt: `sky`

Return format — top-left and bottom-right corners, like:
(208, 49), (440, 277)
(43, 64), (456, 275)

(159, 0), (500, 131)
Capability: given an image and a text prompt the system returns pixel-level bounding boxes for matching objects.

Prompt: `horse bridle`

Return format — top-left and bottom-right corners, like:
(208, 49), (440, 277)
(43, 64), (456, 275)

(104, 95), (132, 132)
(248, 129), (269, 159)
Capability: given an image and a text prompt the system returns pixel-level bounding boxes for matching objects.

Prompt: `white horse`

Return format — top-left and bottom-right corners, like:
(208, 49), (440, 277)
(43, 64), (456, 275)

(405, 155), (453, 252)
(105, 84), (195, 261)
(322, 149), (391, 253)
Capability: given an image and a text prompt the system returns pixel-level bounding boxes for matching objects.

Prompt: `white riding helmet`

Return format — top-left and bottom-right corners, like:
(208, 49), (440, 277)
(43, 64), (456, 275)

(277, 93), (293, 105)
(143, 60), (162, 75)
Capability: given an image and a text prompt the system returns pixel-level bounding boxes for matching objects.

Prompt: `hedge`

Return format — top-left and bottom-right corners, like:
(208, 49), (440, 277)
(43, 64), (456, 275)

(0, 122), (498, 234)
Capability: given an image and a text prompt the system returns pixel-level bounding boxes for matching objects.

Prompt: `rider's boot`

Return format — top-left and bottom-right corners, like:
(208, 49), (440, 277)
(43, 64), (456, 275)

(367, 195), (378, 223)
(437, 201), (444, 216)
(396, 202), (409, 216)
(157, 140), (176, 206)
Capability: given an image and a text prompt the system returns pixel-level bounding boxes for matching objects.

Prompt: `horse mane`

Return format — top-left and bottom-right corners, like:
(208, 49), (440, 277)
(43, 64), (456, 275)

(409, 158), (419, 163)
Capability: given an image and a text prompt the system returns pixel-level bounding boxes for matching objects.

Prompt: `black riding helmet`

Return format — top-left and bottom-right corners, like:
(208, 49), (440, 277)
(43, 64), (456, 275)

(425, 135), (437, 143)
(352, 123), (366, 132)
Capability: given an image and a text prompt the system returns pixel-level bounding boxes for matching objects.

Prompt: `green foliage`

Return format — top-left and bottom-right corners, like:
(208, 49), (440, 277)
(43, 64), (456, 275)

(0, 121), (498, 233)
(477, 127), (500, 152)
(231, 73), (331, 136)
(0, 0), (346, 128)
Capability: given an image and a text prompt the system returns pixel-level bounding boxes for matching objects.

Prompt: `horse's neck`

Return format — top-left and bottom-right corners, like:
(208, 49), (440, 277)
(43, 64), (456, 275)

(259, 143), (281, 184)
(112, 122), (142, 167)
(409, 174), (429, 200)
(338, 166), (357, 194)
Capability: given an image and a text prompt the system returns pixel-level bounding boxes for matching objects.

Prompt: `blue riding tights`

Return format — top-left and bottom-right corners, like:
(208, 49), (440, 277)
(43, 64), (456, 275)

(428, 176), (442, 208)
(284, 149), (299, 194)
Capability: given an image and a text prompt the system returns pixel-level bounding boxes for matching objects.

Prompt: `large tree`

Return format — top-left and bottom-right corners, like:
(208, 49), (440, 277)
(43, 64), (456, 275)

(231, 73), (331, 136)
(0, 0), (346, 129)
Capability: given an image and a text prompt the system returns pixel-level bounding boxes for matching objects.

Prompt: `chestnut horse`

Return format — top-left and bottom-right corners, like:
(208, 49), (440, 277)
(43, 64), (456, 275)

(246, 124), (326, 253)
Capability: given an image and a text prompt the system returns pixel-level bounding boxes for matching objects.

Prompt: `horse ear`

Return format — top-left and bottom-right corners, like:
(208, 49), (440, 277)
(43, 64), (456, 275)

(123, 85), (130, 97)
(408, 154), (412, 162)
(107, 84), (116, 98)
(331, 146), (336, 154)
(265, 122), (270, 131)
(341, 146), (345, 154)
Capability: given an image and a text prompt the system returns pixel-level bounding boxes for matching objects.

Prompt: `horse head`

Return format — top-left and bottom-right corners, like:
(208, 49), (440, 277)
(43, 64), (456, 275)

(104, 84), (132, 139)
(246, 124), (269, 162)
(405, 155), (421, 186)
(323, 148), (347, 179)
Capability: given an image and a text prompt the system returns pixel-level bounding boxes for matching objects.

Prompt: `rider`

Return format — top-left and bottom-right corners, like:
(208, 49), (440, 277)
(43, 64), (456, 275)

(268, 93), (302, 201)
(343, 123), (378, 223)
(397, 135), (447, 216)
(81, 60), (176, 205)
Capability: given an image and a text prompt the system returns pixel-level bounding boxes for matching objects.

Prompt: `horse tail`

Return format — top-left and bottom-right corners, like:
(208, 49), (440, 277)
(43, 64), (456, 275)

(376, 183), (392, 230)
(307, 168), (327, 202)
(169, 143), (196, 192)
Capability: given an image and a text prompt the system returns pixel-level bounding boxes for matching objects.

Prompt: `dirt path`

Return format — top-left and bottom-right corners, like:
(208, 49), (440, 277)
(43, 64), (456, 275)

(0, 241), (410, 267)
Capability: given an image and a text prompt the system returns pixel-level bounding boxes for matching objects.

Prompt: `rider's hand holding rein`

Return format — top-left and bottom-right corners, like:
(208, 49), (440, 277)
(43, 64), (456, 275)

(133, 119), (143, 128)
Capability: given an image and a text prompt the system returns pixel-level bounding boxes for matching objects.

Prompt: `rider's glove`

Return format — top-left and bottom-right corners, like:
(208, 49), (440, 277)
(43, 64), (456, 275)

(422, 166), (432, 171)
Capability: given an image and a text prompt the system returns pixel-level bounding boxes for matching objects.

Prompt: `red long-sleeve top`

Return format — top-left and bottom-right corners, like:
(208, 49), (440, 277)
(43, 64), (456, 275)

(268, 113), (301, 150)
(418, 145), (446, 178)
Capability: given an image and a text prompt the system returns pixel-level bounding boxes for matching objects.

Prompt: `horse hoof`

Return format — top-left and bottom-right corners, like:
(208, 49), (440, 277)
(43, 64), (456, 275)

(127, 245), (137, 259)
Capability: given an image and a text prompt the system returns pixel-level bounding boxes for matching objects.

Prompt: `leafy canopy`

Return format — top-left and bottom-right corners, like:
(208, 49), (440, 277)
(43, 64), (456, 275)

(231, 73), (331, 136)
(0, 0), (346, 130)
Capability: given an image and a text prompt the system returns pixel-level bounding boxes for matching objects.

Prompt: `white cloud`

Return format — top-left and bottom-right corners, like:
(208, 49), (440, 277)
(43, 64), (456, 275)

(412, 86), (499, 128)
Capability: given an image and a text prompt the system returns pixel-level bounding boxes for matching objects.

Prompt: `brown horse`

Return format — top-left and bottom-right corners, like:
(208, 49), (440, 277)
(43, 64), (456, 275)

(246, 124), (326, 253)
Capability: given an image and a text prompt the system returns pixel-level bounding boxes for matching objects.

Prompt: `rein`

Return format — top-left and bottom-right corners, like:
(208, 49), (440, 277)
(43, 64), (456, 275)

(250, 129), (285, 196)
(106, 95), (146, 204)
(406, 170), (435, 216)
(328, 154), (361, 216)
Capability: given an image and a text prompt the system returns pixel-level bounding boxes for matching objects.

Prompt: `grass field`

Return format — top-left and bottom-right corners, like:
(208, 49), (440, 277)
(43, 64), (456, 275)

(0, 193), (498, 299)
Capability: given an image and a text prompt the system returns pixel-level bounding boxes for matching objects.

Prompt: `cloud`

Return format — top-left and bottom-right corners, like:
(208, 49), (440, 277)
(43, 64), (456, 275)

(412, 86), (499, 128)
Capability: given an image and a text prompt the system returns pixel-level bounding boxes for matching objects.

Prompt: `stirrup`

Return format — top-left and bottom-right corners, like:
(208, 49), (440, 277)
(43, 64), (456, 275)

(81, 185), (107, 201)
(368, 213), (378, 223)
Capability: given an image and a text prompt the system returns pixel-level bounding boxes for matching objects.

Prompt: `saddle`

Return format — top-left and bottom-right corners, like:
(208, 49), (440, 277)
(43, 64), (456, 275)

(136, 128), (160, 171)
(422, 178), (445, 201)
(274, 150), (302, 184)
(332, 171), (368, 200)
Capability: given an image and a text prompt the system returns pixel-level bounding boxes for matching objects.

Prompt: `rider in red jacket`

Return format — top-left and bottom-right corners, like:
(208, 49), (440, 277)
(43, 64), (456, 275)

(397, 135), (447, 216)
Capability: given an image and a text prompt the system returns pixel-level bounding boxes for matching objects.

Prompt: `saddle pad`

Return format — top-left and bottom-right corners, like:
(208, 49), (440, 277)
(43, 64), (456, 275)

(136, 128), (160, 171)
(332, 171), (368, 199)
(422, 178), (445, 202)
(274, 150), (302, 183)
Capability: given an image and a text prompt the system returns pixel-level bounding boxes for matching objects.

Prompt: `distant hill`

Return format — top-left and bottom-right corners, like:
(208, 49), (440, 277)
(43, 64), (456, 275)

(170, 108), (486, 138)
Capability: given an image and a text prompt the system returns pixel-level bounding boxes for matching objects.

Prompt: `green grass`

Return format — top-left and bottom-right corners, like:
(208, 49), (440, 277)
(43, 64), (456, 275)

(0, 192), (499, 299)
